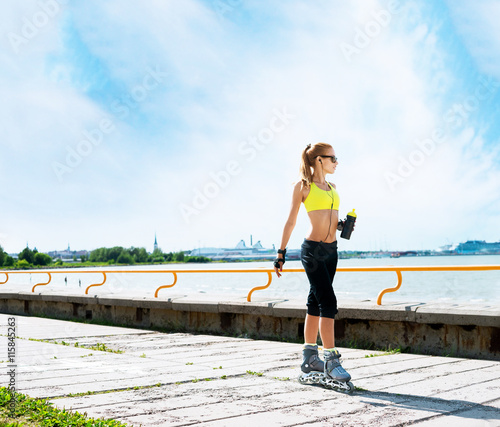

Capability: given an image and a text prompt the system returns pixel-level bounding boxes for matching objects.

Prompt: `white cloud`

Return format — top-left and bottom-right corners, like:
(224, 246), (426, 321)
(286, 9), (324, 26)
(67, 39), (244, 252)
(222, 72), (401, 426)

(1, 0), (499, 254)
(445, 0), (500, 79)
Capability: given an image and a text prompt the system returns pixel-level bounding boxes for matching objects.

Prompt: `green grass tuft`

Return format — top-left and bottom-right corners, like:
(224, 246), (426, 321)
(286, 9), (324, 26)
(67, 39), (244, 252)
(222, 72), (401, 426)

(0, 386), (129, 426)
(246, 370), (263, 377)
(365, 347), (402, 358)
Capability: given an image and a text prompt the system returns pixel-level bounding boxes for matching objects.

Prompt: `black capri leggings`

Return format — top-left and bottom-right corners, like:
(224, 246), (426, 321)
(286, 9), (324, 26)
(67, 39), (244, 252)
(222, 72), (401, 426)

(300, 239), (338, 319)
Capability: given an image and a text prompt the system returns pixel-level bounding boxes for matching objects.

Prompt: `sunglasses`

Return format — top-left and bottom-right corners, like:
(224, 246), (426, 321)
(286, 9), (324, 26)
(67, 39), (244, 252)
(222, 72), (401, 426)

(318, 155), (338, 163)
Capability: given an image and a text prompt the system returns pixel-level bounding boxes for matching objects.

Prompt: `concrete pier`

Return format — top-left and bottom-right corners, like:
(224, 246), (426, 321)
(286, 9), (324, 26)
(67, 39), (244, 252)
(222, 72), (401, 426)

(0, 290), (499, 359)
(0, 313), (499, 426)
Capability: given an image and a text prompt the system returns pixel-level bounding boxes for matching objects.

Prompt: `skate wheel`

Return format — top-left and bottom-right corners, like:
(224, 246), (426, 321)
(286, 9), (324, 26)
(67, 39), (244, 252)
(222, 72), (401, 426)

(346, 382), (354, 393)
(311, 372), (323, 382)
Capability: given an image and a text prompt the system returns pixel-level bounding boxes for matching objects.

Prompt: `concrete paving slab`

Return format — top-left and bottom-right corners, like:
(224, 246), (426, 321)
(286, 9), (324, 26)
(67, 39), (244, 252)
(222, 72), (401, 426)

(358, 358), (498, 392)
(1, 313), (499, 426)
(382, 365), (500, 398)
(1, 316), (149, 340)
(414, 398), (500, 426)
(54, 376), (279, 411)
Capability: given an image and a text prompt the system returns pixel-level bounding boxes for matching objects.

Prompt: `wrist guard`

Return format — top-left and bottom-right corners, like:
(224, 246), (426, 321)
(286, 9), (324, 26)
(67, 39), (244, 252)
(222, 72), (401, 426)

(337, 220), (345, 231)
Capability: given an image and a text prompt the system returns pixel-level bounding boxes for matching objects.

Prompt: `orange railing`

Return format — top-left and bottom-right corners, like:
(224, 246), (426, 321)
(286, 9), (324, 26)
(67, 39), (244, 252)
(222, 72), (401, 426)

(1, 265), (499, 304)
(264, 265), (500, 304)
(0, 269), (272, 299)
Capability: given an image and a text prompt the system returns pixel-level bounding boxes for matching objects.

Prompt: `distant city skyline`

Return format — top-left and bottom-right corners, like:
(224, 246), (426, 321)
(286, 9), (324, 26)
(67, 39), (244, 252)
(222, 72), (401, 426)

(1, 1), (499, 254)
(6, 236), (500, 257)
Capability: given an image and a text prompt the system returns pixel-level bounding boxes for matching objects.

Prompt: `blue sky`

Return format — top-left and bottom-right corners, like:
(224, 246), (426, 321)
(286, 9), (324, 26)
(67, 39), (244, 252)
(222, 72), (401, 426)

(1, 0), (499, 254)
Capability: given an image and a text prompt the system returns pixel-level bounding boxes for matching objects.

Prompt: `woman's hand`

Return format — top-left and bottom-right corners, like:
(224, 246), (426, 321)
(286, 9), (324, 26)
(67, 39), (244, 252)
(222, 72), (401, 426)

(274, 257), (284, 278)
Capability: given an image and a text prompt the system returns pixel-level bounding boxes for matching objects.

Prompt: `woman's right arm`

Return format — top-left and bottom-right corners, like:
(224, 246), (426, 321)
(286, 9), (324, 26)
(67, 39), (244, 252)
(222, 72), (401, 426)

(275, 182), (304, 277)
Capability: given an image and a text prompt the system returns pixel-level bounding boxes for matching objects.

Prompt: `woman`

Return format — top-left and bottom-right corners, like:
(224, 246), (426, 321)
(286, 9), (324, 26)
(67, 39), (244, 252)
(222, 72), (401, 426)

(273, 142), (351, 387)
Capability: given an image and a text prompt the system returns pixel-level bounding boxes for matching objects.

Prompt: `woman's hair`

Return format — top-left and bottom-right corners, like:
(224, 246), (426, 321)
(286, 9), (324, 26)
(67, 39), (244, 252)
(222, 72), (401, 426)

(299, 142), (333, 187)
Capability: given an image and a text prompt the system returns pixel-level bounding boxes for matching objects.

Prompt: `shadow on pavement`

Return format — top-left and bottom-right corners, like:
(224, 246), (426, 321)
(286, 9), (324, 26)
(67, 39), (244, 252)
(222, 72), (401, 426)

(356, 389), (499, 422)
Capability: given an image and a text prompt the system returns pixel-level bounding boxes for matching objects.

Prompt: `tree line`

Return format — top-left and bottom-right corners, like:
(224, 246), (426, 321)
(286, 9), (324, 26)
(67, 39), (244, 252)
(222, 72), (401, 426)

(0, 246), (52, 268)
(0, 245), (211, 268)
(89, 246), (210, 264)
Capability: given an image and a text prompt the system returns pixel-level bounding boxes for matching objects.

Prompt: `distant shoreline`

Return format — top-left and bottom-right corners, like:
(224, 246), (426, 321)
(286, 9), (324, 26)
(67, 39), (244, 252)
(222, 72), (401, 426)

(2, 252), (500, 271)
(0, 260), (220, 271)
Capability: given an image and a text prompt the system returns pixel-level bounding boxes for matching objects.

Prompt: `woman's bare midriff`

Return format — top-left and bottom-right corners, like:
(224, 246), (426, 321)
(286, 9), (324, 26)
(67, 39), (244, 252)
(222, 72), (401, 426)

(305, 209), (339, 243)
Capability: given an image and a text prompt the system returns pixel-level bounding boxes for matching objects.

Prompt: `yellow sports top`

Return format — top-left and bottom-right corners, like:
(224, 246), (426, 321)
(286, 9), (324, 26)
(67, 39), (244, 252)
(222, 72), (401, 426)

(304, 182), (339, 212)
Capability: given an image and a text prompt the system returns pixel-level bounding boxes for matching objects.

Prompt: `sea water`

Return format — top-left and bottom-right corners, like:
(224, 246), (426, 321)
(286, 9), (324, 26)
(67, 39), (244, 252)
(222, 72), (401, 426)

(5, 255), (500, 305)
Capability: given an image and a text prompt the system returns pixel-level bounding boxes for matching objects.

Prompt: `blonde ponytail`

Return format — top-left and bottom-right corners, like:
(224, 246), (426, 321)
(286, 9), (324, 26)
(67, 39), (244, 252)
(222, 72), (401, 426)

(299, 144), (314, 188)
(299, 142), (333, 188)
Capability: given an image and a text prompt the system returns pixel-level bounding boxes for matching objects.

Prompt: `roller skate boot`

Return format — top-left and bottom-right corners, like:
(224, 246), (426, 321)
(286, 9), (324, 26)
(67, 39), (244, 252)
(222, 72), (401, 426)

(321, 349), (354, 393)
(298, 345), (325, 385)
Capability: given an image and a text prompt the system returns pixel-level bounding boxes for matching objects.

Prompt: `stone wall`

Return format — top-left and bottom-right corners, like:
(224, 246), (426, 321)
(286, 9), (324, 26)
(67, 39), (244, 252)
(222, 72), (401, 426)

(1, 292), (498, 360)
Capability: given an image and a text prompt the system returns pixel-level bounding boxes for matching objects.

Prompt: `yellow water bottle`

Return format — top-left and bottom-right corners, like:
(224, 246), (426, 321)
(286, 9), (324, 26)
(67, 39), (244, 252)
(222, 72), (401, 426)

(340, 209), (357, 240)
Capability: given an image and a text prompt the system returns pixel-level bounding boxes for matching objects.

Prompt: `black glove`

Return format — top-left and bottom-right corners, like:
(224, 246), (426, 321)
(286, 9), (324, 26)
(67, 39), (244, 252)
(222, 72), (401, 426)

(273, 248), (286, 268)
(337, 219), (345, 231)
(273, 258), (285, 268)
